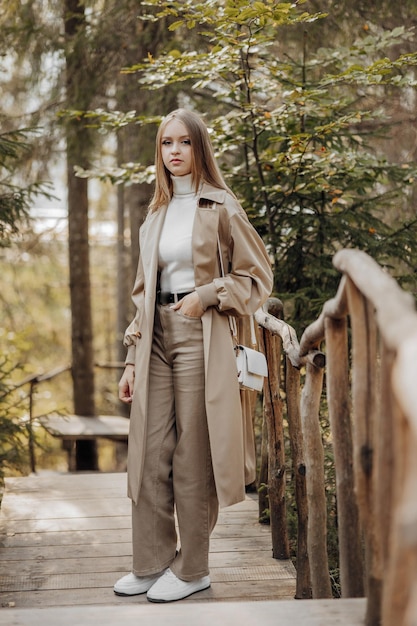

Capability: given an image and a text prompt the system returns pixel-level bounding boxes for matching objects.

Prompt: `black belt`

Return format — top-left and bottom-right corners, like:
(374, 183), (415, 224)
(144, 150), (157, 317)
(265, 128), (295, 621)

(156, 290), (193, 305)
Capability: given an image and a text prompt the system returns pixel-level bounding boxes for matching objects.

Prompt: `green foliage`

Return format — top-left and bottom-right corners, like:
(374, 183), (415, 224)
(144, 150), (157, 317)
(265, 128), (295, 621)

(0, 219), (122, 416)
(0, 128), (54, 246)
(83, 1), (417, 332)
(0, 224), (125, 477)
(0, 231), (72, 481)
(0, 359), (31, 484)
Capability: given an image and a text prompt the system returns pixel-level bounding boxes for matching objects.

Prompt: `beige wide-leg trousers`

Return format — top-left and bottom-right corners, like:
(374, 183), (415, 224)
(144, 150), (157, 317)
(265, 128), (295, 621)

(131, 304), (219, 582)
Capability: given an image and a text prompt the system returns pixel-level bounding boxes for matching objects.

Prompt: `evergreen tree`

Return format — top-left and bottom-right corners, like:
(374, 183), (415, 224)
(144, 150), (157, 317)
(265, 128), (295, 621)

(0, 128), (52, 245)
(0, 360), (29, 486)
(90, 0), (417, 330)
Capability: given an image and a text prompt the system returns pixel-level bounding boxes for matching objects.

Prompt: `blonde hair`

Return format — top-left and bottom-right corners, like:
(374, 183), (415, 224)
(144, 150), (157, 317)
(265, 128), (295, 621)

(149, 109), (228, 212)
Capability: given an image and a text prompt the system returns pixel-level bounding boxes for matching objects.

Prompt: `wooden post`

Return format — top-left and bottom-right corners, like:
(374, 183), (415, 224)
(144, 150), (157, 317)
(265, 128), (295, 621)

(286, 357), (312, 598)
(375, 343), (395, 571)
(390, 333), (417, 625)
(405, 577), (417, 626)
(258, 413), (269, 523)
(301, 360), (332, 598)
(325, 315), (364, 597)
(28, 380), (37, 474)
(346, 279), (381, 625)
(260, 328), (290, 559)
(382, 406), (416, 625)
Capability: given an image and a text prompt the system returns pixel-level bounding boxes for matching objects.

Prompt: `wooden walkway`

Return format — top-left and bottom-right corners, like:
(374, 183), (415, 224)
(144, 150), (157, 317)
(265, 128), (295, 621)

(0, 472), (366, 625)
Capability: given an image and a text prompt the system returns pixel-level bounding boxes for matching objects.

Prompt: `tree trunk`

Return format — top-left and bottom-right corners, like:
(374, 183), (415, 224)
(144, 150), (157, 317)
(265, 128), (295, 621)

(64, 0), (97, 470)
(116, 134), (132, 366)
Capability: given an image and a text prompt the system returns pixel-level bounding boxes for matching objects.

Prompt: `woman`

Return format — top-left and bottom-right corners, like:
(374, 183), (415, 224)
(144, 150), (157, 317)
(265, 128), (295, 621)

(114, 109), (273, 603)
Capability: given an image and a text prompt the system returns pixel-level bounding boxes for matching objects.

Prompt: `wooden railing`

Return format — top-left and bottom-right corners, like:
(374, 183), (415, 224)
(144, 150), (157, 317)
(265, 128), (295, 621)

(12, 362), (125, 473)
(9, 247), (417, 623)
(256, 248), (417, 626)
(12, 365), (72, 473)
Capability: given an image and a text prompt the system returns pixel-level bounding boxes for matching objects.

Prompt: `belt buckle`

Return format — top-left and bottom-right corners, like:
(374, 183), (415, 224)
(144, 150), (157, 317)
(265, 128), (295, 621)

(157, 291), (174, 305)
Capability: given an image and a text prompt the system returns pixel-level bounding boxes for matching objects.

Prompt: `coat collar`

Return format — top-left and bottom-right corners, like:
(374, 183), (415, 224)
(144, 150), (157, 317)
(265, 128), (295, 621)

(199, 182), (227, 205)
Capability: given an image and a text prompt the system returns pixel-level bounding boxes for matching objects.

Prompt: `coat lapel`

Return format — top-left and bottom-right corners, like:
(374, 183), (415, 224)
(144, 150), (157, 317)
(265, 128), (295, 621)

(139, 207), (167, 297)
(139, 207), (167, 278)
(193, 182), (227, 287)
(192, 203), (219, 287)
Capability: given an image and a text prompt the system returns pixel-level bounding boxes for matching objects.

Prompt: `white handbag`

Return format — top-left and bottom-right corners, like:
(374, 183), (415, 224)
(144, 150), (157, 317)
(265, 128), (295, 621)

(236, 342), (268, 392)
(217, 235), (268, 392)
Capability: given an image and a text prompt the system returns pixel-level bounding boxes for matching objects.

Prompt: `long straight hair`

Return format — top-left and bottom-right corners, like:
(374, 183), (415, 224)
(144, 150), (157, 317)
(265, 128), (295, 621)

(149, 109), (228, 212)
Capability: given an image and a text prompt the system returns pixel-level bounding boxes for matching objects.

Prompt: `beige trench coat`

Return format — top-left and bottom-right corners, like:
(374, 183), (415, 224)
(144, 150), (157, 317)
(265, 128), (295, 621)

(123, 183), (273, 509)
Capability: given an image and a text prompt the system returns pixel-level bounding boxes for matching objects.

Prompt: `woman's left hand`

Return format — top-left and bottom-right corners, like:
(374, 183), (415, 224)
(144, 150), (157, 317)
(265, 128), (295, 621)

(171, 291), (205, 318)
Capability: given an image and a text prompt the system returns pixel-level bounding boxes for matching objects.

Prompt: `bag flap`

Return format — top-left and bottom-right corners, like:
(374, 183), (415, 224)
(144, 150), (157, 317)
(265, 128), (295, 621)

(239, 346), (268, 377)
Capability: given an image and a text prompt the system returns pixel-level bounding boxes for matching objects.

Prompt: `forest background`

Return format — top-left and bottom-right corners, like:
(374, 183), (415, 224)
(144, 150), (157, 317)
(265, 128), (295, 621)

(1, 0), (417, 492)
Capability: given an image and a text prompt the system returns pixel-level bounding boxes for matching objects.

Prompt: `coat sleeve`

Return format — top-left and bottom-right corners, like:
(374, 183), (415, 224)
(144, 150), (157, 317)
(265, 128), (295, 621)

(122, 255), (145, 365)
(196, 199), (274, 316)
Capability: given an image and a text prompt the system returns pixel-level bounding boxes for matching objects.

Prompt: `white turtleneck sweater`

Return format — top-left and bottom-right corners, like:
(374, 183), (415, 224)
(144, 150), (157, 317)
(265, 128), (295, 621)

(158, 173), (198, 293)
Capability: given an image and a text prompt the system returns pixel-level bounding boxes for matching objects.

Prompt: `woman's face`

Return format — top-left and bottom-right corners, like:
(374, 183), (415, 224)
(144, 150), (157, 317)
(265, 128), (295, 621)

(161, 118), (193, 177)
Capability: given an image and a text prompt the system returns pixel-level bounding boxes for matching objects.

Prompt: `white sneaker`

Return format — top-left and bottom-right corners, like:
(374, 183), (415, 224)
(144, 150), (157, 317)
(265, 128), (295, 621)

(114, 571), (163, 596)
(147, 568), (210, 603)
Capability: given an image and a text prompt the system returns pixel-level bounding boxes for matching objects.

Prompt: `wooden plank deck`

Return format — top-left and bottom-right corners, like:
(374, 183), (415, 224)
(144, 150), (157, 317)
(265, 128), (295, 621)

(0, 472), (296, 605)
(0, 472), (366, 625)
(0, 599), (367, 625)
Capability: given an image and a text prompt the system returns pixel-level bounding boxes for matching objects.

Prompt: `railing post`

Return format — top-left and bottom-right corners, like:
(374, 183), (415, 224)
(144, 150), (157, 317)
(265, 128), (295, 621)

(257, 298), (284, 525)
(301, 360), (332, 598)
(325, 315), (364, 597)
(286, 357), (312, 598)
(28, 380), (37, 474)
(260, 328), (290, 559)
(346, 279), (381, 626)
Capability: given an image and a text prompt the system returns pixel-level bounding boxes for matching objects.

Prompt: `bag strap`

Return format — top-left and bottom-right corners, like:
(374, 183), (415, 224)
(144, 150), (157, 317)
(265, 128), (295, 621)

(217, 232), (226, 278)
(217, 234), (236, 340)
(249, 313), (257, 348)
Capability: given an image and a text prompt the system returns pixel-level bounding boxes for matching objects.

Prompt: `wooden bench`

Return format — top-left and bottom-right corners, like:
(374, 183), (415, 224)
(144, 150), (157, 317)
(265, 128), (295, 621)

(39, 414), (130, 470)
